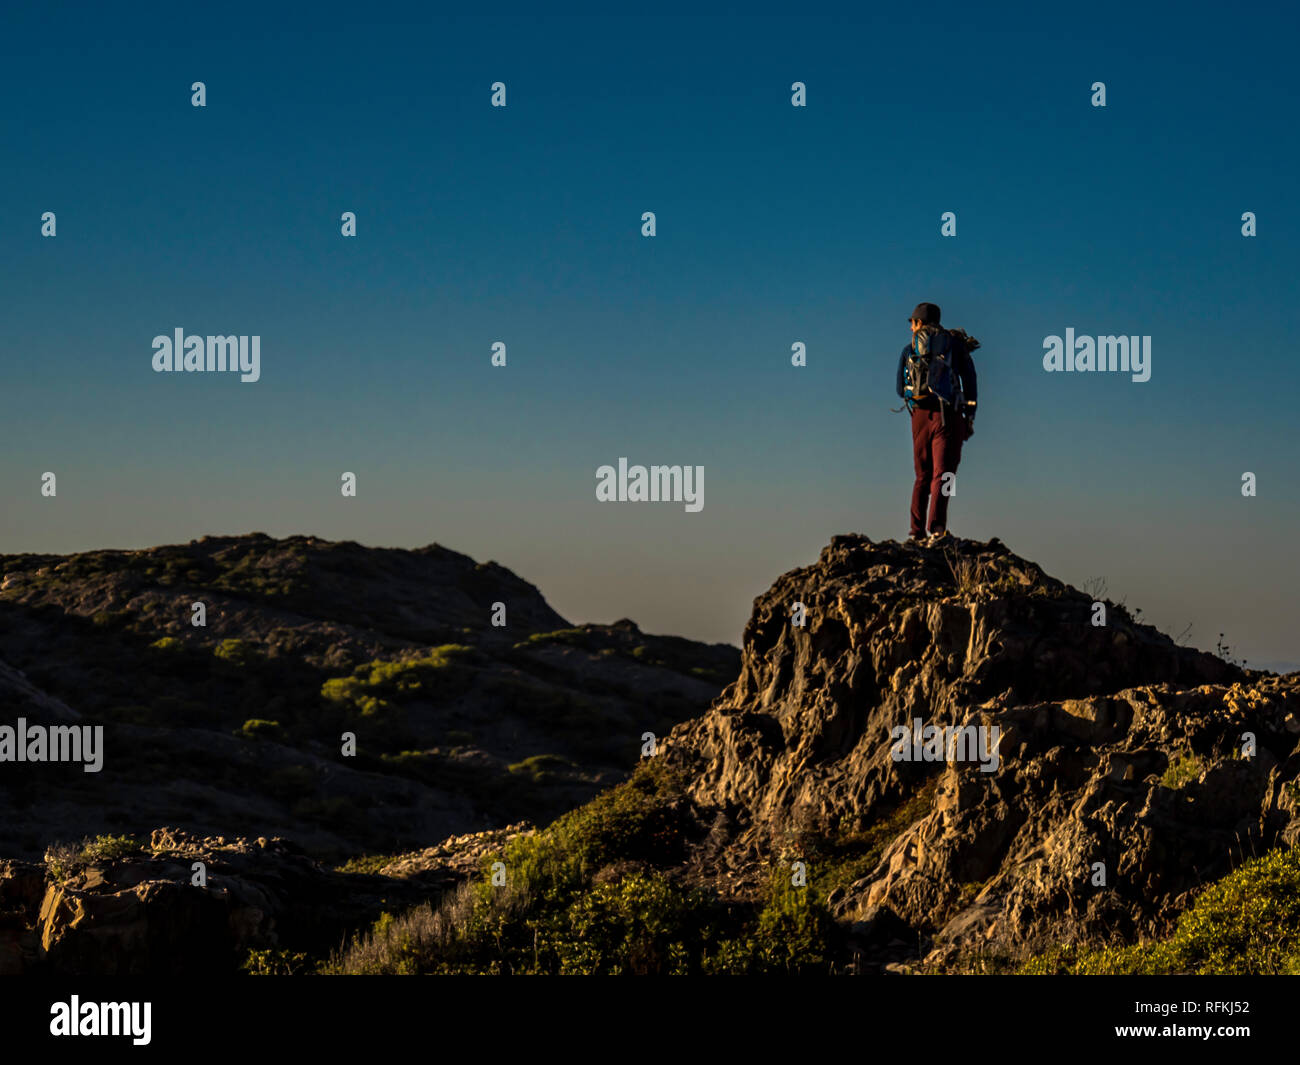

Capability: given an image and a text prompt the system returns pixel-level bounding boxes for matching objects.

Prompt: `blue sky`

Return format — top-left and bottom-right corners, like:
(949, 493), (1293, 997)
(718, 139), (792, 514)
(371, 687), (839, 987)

(2, 2), (1297, 668)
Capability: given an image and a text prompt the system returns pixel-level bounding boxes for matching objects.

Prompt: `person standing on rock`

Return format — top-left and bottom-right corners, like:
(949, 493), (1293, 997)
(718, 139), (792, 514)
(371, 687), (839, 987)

(896, 302), (978, 544)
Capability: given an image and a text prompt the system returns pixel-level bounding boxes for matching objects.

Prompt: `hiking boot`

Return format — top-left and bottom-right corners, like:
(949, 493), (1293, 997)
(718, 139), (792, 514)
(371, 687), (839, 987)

(925, 529), (949, 546)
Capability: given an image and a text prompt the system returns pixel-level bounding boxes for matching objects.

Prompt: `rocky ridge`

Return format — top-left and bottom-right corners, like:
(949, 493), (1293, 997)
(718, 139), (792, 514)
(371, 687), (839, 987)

(5, 532), (1296, 974)
(661, 534), (1299, 966)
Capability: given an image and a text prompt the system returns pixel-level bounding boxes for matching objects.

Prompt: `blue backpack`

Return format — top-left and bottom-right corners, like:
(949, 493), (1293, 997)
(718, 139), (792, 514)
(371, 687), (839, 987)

(903, 328), (963, 413)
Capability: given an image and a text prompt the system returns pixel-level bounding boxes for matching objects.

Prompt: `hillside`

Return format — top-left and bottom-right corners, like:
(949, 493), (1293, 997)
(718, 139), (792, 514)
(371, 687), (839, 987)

(4, 532), (1298, 976)
(0, 534), (738, 862)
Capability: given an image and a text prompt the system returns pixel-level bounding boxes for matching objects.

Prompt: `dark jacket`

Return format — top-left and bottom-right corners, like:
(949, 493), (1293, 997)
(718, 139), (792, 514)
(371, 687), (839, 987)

(896, 330), (978, 412)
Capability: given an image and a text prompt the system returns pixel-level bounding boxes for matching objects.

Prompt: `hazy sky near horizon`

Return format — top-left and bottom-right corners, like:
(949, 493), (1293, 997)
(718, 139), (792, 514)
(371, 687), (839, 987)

(2, 3), (1298, 669)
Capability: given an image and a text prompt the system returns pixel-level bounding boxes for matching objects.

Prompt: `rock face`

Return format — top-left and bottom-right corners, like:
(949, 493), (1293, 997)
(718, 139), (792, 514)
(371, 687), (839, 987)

(1, 824), (535, 975)
(20, 829), (404, 975)
(6, 531), (1296, 974)
(663, 534), (1300, 964)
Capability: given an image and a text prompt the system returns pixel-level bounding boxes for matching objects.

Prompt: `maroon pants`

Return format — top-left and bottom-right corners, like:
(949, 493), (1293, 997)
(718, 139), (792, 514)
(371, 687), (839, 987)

(910, 408), (963, 537)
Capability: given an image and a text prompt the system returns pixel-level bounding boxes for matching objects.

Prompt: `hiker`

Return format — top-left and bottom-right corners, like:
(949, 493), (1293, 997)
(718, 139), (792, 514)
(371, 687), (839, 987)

(895, 302), (978, 544)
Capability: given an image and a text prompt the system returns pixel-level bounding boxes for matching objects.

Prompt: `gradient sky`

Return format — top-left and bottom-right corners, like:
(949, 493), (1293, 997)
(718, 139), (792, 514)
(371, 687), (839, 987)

(2, 2), (1297, 669)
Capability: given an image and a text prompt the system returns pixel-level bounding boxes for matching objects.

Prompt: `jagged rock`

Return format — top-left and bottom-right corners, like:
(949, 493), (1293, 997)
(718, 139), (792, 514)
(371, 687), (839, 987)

(30, 829), (429, 976)
(376, 823), (533, 884)
(663, 534), (1294, 965)
(7, 531), (1295, 974)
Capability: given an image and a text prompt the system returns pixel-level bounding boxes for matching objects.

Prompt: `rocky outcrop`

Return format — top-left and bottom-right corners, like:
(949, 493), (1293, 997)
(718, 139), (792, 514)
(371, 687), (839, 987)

(17, 829), (405, 975)
(850, 678), (1300, 966)
(662, 534), (1299, 965)
(0, 823), (540, 975)
(376, 823), (533, 885)
(8, 531), (1295, 974)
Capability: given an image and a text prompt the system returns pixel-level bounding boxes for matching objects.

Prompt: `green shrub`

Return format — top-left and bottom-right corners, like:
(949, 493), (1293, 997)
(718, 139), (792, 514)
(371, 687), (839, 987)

(324, 758), (847, 976)
(214, 638), (260, 666)
(210, 551), (309, 601)
(334, 853), (401, 876)
(514, 628), (600, 651)
(325, 762), (701, 975)
(1161, 753), (1202, 790)
(507, 753), (575, 782)
(1021, 846), (1300, 975)
(241, 948), (313, 975)
(327, 902), (461, 975)
(366, 912), (418, 974)
(703, 872), (839, 974)
(43, 842), (80, 881)
(554, 873), (705, 974)
(235, 718), (286, 741)
(80, 834), (143, 862)
(150, 636), (184, 652)
(46, 834), (145, 880)
(545, 757), (692, 872)
(320, 645), (474, 718)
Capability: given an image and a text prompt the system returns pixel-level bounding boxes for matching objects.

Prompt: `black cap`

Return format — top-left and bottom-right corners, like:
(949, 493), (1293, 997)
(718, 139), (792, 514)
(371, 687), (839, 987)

(909, 302), (941, 325)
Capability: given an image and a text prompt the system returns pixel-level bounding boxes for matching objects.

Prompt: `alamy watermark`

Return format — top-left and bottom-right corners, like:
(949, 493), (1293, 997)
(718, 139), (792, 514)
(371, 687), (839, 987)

(595, 458), (704, 512)
(0, 718), (103, 772)
(152, 328), (260, 382)
(50, 996), (150, 1045)
(889, 717), (1000, 773)
(1043, 329), (1150, 383)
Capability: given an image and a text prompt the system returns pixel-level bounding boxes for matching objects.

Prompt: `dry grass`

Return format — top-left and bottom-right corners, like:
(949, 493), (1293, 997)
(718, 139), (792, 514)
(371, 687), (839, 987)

(942, 549), (1052, 600)
(943, 552), (988, 597)
(323, 872), (533, 975)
